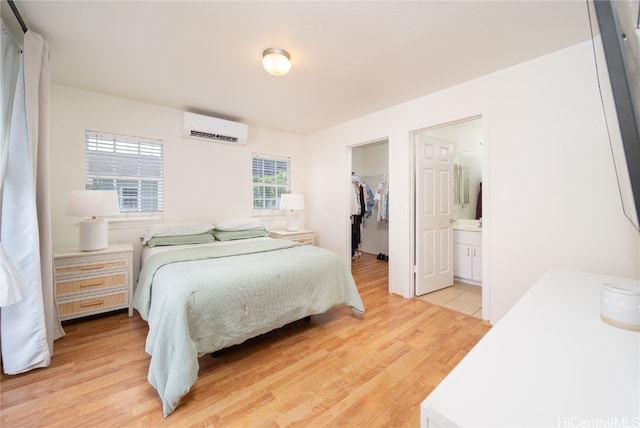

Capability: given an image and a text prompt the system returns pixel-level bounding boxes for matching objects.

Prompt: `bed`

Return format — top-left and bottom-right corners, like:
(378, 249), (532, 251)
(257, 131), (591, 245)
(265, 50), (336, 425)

(132, 223), (365, 417)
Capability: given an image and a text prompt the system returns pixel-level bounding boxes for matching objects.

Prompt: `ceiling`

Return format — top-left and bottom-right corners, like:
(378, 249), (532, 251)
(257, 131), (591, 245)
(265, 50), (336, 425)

(1, 1), (593, 135)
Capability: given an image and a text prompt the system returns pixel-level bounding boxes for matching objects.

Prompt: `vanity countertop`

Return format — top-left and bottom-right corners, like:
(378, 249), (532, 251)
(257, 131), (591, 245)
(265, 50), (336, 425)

(453, 219), (482, 232)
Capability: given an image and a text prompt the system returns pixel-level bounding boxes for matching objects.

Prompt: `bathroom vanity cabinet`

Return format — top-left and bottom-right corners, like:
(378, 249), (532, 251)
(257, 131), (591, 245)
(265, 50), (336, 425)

(454, 230), (482, 284)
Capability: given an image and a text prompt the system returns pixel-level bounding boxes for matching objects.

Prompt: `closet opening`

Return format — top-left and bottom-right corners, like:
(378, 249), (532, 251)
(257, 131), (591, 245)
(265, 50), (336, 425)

(349, 139), (390, 283)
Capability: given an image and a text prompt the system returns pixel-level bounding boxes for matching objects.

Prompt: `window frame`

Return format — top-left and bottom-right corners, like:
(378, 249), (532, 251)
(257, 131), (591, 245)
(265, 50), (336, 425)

(251, 153), (291, 216)
(85, 130), (164, 220)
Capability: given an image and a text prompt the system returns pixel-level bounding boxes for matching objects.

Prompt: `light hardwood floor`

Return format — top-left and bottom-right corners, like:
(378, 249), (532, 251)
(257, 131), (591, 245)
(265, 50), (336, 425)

(1, 252), (490, 427)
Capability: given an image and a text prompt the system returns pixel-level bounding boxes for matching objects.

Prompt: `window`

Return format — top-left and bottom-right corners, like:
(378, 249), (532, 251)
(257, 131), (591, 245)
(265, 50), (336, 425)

(252, 154), (290, 211)
(85, 131), (164, 215)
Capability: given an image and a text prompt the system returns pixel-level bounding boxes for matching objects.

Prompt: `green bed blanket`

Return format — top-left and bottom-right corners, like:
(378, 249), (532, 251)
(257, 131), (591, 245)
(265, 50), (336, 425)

(132, 238), (364, 417)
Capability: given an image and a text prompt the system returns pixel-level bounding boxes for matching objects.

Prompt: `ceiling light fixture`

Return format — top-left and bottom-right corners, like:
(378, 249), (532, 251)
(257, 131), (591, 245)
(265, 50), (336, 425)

(262, 48), (291, 76)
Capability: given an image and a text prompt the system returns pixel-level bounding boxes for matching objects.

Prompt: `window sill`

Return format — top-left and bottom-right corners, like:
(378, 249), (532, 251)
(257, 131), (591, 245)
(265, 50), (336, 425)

(107, 215), (164, 230)
(252, 209), (286, 218)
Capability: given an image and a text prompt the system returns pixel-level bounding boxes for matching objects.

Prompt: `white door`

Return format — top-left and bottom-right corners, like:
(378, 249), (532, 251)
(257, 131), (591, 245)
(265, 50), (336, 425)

(415, 135), (454, 295)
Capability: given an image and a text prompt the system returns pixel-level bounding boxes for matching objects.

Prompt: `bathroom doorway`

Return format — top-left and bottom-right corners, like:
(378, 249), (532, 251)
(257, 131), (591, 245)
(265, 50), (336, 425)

(412, 116), (489, 320)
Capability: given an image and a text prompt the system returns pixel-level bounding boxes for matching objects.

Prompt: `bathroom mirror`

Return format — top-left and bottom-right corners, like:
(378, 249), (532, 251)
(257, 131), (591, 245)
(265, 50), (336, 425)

(455, 150), (482, 219)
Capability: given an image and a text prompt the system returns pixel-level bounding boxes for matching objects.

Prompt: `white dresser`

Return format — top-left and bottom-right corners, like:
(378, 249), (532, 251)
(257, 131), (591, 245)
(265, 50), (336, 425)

(421, 269), (640, 427)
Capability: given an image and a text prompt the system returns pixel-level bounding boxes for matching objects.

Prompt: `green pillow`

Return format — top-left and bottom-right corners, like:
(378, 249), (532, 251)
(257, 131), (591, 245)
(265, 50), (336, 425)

(146, 232), (215, 247)
(212, 229), (269, 241)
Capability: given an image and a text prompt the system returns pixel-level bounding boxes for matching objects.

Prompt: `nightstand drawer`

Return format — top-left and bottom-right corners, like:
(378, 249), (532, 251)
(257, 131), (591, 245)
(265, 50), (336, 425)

(55, 259), (128, 276)
(290, 236), (314, 245)
(56, 273), (127, 296)
(57, 291), (127, 319)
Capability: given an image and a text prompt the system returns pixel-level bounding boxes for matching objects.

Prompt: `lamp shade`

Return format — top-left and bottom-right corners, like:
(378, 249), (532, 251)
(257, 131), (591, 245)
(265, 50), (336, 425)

(66, 190), (120, 218)
(66, 190), (119, 251)
(280, 193), (305, 211)
(262, 48), (291, 76)
(280, 193), (304, 232)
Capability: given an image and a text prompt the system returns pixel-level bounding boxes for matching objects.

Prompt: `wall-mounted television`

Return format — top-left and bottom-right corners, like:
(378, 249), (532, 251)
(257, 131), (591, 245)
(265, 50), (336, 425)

(590, 0), (640, 231)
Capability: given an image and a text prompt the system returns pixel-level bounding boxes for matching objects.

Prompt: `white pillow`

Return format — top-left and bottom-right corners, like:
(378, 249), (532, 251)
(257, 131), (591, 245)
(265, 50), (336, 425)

(214, 218), (267, 232)
(141, 222), (215, 245)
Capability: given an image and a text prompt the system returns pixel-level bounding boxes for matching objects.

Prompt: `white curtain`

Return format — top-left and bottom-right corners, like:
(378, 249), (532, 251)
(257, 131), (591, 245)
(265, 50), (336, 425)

(0, 20), (64, 375)
(23, 22), (65, 356)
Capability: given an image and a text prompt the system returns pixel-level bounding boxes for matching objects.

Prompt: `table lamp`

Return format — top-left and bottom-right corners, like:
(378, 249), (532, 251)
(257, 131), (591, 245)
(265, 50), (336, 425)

(280, 193), (305, 231)
(67, 190), (120, 251)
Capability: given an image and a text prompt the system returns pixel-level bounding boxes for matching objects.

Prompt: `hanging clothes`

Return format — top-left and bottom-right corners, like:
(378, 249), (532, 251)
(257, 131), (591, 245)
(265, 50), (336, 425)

(375, 179), (389, 222)
(351, 215), (362, 258)
(384, 186), (389, 221)
(363, 183), (374, 218)
(350, 181), (361, 216)
(350, 177), (363, 258)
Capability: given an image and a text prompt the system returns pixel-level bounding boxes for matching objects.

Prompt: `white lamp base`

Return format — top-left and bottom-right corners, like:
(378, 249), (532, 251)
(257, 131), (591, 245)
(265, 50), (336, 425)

(285, 211), (299, 231)
(79, 218), (109, 251)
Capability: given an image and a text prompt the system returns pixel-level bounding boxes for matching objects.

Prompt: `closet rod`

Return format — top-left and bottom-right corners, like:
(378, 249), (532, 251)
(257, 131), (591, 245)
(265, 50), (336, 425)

(7, 0), (28, 33)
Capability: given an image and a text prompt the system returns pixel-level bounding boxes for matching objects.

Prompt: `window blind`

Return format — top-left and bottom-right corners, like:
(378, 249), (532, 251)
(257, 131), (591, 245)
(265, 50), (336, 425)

(85, 131), (164, 213)
(252, 154), (291, 210)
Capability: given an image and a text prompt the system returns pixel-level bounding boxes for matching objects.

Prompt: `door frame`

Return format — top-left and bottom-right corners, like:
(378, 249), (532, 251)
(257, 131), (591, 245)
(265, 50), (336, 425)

(346, 137), (391, 291)
(410, 114), (491, 321)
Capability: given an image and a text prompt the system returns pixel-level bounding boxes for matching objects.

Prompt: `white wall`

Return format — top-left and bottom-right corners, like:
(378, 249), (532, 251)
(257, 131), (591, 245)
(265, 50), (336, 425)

(305, 41), (640, 323)
(50, 84), (307, 280)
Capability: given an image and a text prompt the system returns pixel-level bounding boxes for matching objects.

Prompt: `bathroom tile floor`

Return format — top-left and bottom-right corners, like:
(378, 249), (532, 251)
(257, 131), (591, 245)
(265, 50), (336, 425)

(416, 282), (482, 318)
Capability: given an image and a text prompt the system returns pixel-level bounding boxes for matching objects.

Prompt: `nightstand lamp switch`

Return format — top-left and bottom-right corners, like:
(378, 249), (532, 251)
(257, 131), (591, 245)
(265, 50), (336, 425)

(67, 190), (120, 251)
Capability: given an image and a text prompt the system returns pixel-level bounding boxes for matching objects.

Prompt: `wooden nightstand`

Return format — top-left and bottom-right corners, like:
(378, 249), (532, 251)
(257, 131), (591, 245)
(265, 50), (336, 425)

(53, 243), (133, 321)
(269, 229), (315, 245)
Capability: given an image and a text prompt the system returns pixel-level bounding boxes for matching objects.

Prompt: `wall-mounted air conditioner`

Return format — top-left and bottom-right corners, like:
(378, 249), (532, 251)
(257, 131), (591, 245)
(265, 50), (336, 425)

(182, 112), (248, 145)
